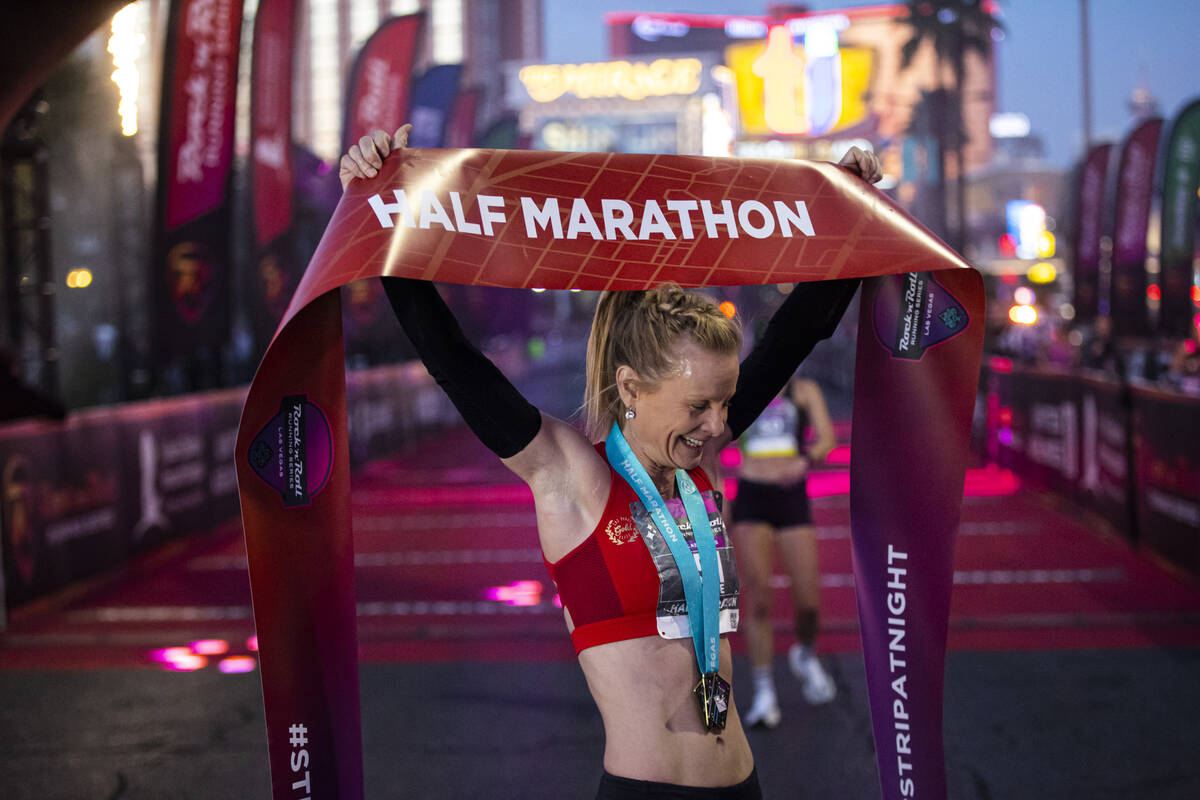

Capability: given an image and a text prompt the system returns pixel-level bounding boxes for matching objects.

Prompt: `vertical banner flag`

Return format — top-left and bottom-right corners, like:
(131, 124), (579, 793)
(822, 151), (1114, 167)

(340, 13), (424, 152)
(1072, 143), (1114, 325)
(339, 12), (424, 356)
(236, 150), (985, 800)
(406, 64), (464, 148)
(153, 0), (244, 359)
(444, 86), (482, 148)
(1158, 98), (1200, 337)
(250, 0), (298, 351)
(1110, 118), (1164, 337)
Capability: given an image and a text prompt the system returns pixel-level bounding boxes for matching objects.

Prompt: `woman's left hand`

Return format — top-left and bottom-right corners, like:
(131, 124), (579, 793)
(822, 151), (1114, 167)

(837, 146), (883, 184)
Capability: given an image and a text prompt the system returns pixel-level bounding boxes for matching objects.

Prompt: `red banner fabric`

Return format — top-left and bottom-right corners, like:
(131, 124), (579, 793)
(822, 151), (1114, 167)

(236, 148), (985, 799)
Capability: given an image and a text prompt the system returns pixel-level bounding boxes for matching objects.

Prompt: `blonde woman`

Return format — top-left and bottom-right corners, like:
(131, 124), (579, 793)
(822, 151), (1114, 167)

(340, 127), (880, 798)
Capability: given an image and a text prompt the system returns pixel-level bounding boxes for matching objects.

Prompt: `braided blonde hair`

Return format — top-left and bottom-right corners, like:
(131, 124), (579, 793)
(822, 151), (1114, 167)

(584, 284), (742, 440)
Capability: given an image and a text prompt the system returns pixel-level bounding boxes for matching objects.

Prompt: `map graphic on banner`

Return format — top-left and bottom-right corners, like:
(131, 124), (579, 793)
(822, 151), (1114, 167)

(235, 148), (984, 800)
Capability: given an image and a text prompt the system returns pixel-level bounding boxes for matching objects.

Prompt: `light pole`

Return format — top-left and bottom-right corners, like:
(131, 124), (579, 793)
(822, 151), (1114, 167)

(1080, 0), (1093, 151)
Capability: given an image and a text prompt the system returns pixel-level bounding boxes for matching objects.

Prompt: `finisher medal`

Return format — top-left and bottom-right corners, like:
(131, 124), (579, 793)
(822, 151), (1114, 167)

(606, 423), (728, 733)
(694, 672), (731, 732)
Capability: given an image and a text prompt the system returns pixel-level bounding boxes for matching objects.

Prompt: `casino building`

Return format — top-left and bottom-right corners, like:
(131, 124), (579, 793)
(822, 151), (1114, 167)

(504, 3), (997, 211)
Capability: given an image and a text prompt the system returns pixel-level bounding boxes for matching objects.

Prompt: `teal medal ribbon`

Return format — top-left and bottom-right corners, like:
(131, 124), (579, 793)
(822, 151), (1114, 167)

(605, 422), (729, 731)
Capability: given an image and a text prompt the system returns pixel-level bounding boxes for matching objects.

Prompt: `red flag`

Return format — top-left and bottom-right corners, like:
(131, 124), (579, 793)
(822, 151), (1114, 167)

(341, 14), (424, 153)
(250, 0), (299, 348)
(153, 0), (244, 359)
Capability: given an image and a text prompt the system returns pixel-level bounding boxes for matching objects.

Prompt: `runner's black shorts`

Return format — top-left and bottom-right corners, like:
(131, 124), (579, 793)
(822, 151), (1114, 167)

(730, 477), (812, 528)
(597, 768), (762, 799)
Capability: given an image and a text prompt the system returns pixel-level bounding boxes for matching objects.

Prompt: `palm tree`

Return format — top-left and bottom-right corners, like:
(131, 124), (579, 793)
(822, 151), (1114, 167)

(900, 0), (1003, 254)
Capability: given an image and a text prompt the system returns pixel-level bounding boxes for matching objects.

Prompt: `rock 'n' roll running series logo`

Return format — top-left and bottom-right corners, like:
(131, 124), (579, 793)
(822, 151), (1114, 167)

(248, 395), (334, 507)
(873, 272), (968, 360)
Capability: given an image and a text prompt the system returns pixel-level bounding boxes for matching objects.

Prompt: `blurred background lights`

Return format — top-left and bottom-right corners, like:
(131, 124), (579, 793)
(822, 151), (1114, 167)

(1027, 262), (1056, 284)
(108, 4), (143, 136)
(1013, 286), (1035, 305)
(718, 301), (737, 319)
(65, 268), (93, 289)
(989, 112), (1031, 138)
(485, 579), (544, 607)
(1009, 304), (1038, 325)
(218, 656), (257, 674)
(190, 639), (229, 656)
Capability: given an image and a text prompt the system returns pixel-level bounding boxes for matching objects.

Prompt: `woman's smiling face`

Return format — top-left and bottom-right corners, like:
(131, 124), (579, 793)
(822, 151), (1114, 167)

(616, 338), (740, 482)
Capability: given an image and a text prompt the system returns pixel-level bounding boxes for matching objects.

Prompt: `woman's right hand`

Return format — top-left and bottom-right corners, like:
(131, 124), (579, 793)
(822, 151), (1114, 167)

(338, 123), (412, 191)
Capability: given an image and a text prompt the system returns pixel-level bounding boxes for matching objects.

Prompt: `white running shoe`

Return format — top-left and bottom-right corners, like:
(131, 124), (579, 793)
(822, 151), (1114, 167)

(789, 644), (837, 704)
(742, 688), (782, 729)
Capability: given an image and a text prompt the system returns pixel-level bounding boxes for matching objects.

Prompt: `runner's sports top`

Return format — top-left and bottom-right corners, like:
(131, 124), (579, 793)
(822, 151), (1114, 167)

(543, 444), (740, 654)
(739, 393), (809, 458)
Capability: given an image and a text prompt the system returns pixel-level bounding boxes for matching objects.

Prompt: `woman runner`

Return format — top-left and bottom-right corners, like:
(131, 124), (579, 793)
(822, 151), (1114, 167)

(340, 126), (881, 798)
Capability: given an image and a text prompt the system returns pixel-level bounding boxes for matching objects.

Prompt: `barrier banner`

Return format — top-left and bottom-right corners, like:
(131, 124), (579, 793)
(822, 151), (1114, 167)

(0, 416), (127, 606)
(250, 0), (300, 349)
(1078, 371), (1133, 538)
(1132, 384), (1200, 575)
(1071, 143), (1114, 324)
(1158, 98), (1200, 337)
(1017, 369), (1080, 497)
(235, 149), (984, 799)
(1110, 118), (1164, 337)
(152, 0), (244, 359)
(0, 390), (246, 609)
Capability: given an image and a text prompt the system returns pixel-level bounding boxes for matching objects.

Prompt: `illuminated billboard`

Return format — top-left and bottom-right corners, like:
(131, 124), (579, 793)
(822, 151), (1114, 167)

(607, 5), (996, 172)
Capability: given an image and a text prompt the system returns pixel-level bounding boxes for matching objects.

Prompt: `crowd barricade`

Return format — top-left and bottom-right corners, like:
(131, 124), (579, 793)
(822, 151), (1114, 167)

(1131, 381), (1200, 575)
(0, 363), (455, 618)
(978, 356), (1199, 577)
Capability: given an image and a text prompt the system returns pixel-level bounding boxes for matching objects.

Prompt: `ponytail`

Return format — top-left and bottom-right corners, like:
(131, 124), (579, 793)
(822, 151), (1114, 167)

(584, 284), (741, 440)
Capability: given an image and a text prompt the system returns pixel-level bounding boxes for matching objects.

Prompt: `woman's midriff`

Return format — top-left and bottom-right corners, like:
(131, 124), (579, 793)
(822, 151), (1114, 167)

(738, 454), (804, 484)
(577, 635), (754, 787)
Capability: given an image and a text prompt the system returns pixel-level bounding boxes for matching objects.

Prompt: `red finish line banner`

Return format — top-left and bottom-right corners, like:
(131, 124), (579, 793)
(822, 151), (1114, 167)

(235, 149), (984, 800)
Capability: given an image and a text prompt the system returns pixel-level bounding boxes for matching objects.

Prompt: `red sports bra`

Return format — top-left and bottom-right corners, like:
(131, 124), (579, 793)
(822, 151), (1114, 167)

(543, 444), (738, 654)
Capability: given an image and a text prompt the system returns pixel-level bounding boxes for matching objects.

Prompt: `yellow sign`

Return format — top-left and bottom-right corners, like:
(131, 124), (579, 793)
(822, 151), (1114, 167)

(727, 28), (872, 137)
(519, 58), (703, 103)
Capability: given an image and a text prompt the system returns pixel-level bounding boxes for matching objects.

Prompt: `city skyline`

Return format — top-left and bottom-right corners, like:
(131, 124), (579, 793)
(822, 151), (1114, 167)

(543, 0), (1200, 167)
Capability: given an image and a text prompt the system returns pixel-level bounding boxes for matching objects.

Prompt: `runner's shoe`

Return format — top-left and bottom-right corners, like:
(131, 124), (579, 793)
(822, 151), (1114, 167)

(789, 643), (836, 704)
(742, 688), (782, 729)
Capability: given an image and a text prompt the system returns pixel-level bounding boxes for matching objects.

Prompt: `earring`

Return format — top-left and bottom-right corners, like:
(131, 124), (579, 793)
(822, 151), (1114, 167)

(625, 407), (636, 420)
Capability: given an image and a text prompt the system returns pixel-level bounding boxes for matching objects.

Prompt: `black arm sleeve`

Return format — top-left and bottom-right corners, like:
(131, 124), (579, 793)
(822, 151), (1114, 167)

(725, 278), (861, 441)
(381, 277), (542, 458)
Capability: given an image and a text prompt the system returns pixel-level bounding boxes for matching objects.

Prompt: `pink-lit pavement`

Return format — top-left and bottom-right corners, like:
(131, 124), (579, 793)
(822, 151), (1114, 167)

(2, 423), (1199, 798)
